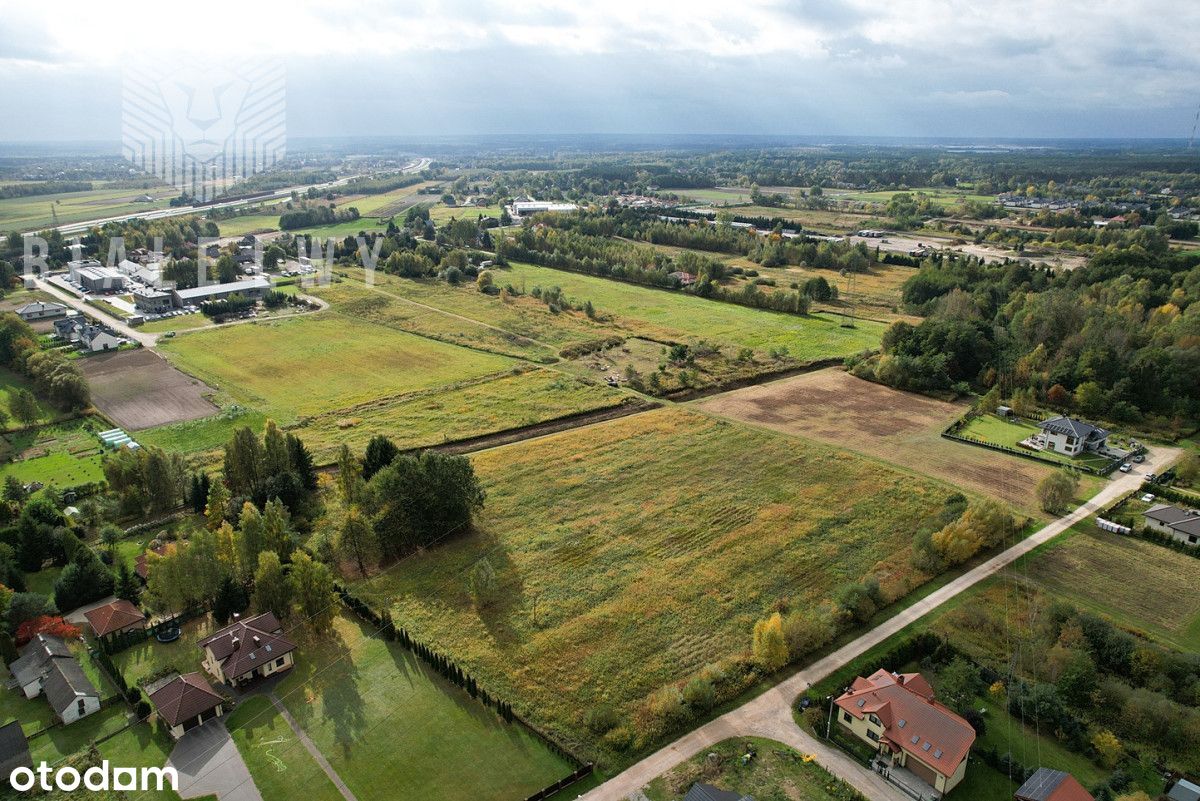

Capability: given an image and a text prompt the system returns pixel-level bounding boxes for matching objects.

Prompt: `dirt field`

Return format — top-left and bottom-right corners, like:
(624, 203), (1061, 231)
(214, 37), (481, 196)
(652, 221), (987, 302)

(696, 368), (1059, 512)
(81, 349), (218, 430)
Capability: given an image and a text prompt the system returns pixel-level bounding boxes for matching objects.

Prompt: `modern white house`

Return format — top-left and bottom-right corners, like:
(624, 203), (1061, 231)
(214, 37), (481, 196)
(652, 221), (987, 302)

(15, 301), (68, 321)
(1036, 416), (1109, 456)
(1143, 503), (1200, 547)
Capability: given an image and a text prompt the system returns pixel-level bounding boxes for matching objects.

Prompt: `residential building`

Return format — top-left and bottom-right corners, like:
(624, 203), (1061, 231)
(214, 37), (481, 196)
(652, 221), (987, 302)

(53, 315), (82, 342)
(15, 301), (67, 321)
(7, 634), (100, 724)
(834, 669), (976, 797)
(135, 542), (170, 581)
(683, 783), (754, 801)
(171, 275), (271, 308)
(506, 200), (579, 219)
(79, 324), (124, 352)
(83, 599), (147, 640)
(8, 634), (74, 699)
(198, 612), (296, 687)
(1036, 416), (1109, 456)
(0, 721), (32, 778)
(1143, 503), (1200, 547)
(1015, 768), (1094, 801)
(147, 672), (225, 739)
(43, 658), (101, 724)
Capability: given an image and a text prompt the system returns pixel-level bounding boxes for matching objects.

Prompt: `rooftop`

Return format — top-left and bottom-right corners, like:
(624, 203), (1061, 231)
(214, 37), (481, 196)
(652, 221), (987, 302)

(172, 276), (270, 301)
(148, 672), (224, 728)
(83, 599), (146, 638)
(835, 668), (976, 777)
(198, 612), (295, 679)
(1015, 768), (1095, 801)
(1038, 415), (1108, 441)
(42, 657), (98, 715)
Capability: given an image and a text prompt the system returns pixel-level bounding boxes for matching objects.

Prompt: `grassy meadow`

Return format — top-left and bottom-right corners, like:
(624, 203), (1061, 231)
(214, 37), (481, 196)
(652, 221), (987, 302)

(0, 183), (176, 232)
(498, 262), (886, 359)
(156, 314), (516, 422)
(273, 612), (574, 801)
(354, 407), (959, 766)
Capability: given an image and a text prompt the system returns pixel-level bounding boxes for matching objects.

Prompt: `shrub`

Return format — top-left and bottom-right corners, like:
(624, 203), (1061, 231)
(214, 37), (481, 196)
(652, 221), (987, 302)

(751, 612), (789, 670)
(585, 703), (620, 734)
(682, 677), (716, 712)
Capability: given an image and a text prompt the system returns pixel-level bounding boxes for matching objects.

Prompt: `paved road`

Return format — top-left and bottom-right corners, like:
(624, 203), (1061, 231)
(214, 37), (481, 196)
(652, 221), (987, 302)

(168, 719), (263, 801)
(580, 447), (1179, 801)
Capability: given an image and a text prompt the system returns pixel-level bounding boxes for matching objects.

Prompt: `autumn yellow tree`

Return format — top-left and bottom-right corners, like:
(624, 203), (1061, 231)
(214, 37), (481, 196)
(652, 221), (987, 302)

(1092, 729), (1123, 768)
(752, 612), (789, 671)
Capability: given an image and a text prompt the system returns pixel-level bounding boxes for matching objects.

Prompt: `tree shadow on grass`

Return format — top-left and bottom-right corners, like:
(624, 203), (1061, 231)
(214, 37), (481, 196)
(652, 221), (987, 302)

(471, 532), (525, 649)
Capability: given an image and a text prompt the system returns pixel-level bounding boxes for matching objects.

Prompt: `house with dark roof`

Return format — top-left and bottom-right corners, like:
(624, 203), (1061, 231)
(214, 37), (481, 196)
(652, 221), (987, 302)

(7, 634), (74, 699)
(15, 301), (67, 321)
(682, 783), (754, 801)
(43, 657), (100, 724)
(835, 669), (976, 797)
(1015, 768), (1094, 801)
(1036, 416), (1109, 456)
(135, 542), (170, 581)
(83, 599), (147, 640)
(1143, 503), (1200, 547)
(0, 721), (31, 778)
(148, 672), (225, 739)
(198, 612), (296, 687)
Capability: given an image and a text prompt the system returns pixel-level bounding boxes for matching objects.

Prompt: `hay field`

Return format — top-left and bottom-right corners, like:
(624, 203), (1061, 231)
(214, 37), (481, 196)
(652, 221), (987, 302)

(696, 368), (1061, 513)
(354, 407), (957, 765)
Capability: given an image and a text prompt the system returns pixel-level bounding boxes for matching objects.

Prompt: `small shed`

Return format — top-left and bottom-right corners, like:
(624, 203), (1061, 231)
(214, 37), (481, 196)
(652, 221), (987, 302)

(996, 406), (1014, 418)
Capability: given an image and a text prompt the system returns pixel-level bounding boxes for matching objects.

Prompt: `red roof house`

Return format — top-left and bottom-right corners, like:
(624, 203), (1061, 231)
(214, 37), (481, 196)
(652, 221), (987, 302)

(82, 600), (146, 639)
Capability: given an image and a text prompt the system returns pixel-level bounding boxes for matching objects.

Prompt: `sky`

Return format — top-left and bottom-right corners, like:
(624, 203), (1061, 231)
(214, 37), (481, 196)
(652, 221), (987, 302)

(1, 0), (1199, 142)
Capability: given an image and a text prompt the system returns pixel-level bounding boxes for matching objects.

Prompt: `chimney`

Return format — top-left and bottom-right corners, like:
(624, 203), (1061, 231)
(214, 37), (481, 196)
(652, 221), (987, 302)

(231, 636), (240, 650)
(252, 636), (261, 647)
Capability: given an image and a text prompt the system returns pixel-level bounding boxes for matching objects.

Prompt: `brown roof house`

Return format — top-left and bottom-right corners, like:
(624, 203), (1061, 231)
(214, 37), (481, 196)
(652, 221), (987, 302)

(148, 672), (225, 739)
(835, 669), (976, 797)
(198, 612), (296, 687)
(83, 600), (147, 640)
(1015, 768), (1094, 801)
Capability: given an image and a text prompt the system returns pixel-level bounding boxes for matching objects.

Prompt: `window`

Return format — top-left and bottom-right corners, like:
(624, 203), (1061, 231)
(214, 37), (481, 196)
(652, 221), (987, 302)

(868, 714), (881, 726)
(842, 711), (852, 723)
(275, 658), (285, 668)
(77, 699), (86, 716)
(867, 730), (880, 742)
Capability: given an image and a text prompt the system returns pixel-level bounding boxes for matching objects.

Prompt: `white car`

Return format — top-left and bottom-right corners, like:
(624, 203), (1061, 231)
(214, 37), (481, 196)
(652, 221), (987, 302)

(1119, 463), (1132, 473)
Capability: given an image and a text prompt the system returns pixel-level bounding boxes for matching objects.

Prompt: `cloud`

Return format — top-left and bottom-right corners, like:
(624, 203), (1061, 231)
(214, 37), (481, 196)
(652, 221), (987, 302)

(1, 0), (1198, 140)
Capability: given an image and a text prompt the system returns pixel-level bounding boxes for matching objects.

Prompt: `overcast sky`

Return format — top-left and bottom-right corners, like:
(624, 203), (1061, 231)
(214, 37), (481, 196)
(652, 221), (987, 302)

(2, 0), (1198, 142)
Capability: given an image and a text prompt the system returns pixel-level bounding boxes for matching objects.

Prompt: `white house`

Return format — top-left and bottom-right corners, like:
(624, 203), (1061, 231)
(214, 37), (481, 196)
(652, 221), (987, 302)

(79, 325), (125, 352)
(198, 612), (296, 687)
(1036, 416), (1109, 456)
(1143, 503), (1200, 547)
(15, 301), (68, 321)
(6, 634), (100, 724)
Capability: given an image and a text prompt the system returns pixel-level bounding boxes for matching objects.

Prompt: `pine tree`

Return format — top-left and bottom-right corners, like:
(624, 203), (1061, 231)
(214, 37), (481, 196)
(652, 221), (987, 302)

(205, 480), (230, 532)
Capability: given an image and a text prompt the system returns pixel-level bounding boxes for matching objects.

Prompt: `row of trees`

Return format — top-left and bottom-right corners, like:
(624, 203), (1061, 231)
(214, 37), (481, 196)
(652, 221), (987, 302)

(0, 313), (89, 410)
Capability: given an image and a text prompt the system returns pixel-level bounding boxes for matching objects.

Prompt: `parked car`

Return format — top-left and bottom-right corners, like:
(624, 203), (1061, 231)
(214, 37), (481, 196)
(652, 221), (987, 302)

(1133, 453), (1145, 463)
(1119, 463), (1132, 473)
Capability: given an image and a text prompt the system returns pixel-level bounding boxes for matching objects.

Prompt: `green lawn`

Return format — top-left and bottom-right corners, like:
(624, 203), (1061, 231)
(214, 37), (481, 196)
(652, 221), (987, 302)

(0, 366), (57, 429)
(112, 614), (215, 687)
(225, 695), (343, 801)
(0, 449), (106, 487)
(28, 704), (132, 765)
(0, 417), (108, 486)
(642, 737), (872, 801)
(273, 612), (574, 801)
(214, 213), (285, 238)
(157, 314), (517, 423)
(140, 313), (211, 334)
(355, 407), (959, 767)
(94, 723), (186, 801)
(501, 262), (886, 359)
(25, 566), (63, 596)
(958, 414), (1112, 469)
(138, 408), (268, 455)
(0, 184), (175, 233)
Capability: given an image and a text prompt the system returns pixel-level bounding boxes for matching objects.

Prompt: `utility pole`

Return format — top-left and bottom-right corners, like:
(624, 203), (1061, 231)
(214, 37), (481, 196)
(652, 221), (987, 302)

(825, 695), (835, 739)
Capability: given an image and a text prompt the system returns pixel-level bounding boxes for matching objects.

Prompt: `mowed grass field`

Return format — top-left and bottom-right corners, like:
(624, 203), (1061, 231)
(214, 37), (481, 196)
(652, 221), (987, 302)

(274, 612), (574, 801)
(226, 696), (344, 801)
(156, 314), (516, 422)
(0, 184), (176, 232)
(696, 369), (1064, 514)
(355, 407), (958, 765)
(501, 262), (886, 359)
(959, 413), (1112, 470)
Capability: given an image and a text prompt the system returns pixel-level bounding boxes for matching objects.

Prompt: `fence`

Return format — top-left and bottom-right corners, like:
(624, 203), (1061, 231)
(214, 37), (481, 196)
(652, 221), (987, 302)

(942, 415), (1126, 477)
(522, 764), (595, 801)
(333, 585), (589, 769)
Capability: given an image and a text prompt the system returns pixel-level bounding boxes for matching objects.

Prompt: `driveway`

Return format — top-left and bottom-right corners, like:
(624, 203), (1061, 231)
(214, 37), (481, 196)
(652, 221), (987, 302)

(167, 719), (262, 801)
(580, 446), (1179, 801)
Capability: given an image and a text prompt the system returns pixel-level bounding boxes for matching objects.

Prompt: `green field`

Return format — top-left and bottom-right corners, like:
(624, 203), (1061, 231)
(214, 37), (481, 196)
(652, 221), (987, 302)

(273, 612), (574, 801)
(139, 313), (212, 334)
(138, 408), (268, 456)
(429, 204), (503, 225)
(0, 417), (107, 486)
(828, 187), (996, 206)
(157, 314), (517, 422)
(500, 262), (886, 359)
(0, 366), (58, 429)
(226, 696), (343, 801)
(0, 184), (176, 233)
(643, 737), (872, 801)
(958, 414), (1112, 469)
(355, 407), (958, 766)
(112, 614), (215, 687)
(94, 723), (186, 801)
